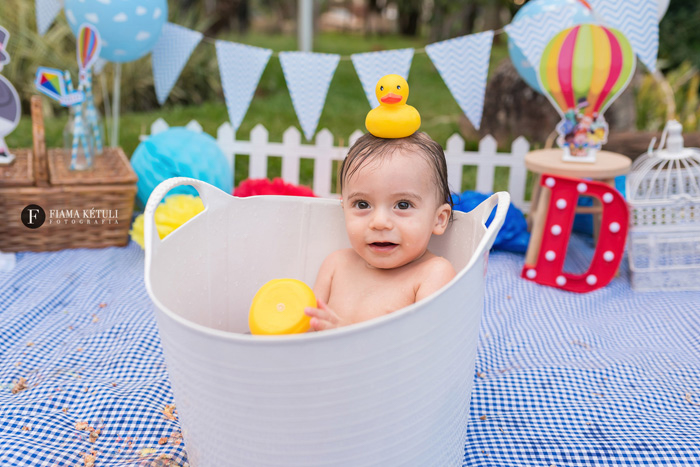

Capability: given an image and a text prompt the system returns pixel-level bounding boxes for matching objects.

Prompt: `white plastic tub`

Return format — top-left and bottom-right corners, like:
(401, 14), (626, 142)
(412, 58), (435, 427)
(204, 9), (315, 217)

(144, 177), (509, 466)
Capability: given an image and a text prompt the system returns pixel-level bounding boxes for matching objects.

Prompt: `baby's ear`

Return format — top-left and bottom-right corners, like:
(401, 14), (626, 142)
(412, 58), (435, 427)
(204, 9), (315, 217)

(433, 203), (451, 235)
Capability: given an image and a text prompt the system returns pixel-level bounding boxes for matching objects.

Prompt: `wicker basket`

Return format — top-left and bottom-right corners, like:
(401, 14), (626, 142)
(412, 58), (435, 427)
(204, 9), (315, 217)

(0, 96), (137, 252)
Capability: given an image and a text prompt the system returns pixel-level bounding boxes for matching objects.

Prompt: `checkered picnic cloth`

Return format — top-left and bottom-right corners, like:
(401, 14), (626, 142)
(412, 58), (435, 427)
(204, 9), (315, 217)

(1, 236), (699, 466)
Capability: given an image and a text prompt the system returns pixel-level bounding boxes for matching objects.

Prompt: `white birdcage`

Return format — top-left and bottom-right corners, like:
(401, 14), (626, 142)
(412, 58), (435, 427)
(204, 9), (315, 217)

(626, 120), (700, 291)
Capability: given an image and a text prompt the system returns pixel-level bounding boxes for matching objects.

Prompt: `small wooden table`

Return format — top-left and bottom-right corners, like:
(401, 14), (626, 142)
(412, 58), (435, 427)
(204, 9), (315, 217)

(524, 149), (631, 266)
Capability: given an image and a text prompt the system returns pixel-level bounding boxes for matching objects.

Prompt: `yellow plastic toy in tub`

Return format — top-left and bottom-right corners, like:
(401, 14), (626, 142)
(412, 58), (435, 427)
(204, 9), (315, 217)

(249, 279), (315, 335)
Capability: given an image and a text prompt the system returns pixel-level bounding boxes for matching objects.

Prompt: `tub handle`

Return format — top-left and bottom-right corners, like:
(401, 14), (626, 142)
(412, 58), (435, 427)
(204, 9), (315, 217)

(144, 177), (230, 254)
(475, 191), (511, 253)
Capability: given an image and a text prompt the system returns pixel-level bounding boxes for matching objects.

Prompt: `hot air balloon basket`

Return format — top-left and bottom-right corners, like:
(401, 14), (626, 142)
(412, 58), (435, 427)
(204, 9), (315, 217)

(0, 96), (137, 252)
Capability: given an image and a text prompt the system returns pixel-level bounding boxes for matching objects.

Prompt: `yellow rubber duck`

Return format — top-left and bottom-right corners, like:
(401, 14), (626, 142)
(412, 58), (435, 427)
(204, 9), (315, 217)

(365, 74), (421, 139)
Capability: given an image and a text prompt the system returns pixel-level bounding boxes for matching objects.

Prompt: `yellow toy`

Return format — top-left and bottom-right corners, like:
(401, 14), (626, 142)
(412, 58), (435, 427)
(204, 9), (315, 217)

(249, 279), (316, 335)
(365, 74), (421, 139)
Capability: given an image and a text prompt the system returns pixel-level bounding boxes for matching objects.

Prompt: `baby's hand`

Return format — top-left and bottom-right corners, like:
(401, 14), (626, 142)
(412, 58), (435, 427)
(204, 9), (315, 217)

(305, 299), (346, 331)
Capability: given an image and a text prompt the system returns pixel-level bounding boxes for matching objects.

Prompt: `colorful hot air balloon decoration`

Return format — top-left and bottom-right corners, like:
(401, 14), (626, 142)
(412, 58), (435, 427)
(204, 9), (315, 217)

(77, 24), (103, 156)
(538, 24), (636, 162)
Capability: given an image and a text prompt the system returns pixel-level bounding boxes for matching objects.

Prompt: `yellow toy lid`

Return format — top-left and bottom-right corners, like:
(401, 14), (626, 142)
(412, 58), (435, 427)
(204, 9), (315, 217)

(249, 279), (315, 335)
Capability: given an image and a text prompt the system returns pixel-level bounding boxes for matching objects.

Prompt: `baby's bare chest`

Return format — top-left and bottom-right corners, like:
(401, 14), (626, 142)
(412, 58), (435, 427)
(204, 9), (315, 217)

(327, 266), (420, 323)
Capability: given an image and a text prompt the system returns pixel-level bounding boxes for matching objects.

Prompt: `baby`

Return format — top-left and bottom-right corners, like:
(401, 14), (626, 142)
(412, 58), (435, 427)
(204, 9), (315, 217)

(305, 131), (456, 331)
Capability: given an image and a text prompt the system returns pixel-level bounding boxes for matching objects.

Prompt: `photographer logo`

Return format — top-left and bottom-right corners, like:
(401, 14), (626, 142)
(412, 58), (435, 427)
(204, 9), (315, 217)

(21, 205), (119, 228)
(21, 205), (46, 229)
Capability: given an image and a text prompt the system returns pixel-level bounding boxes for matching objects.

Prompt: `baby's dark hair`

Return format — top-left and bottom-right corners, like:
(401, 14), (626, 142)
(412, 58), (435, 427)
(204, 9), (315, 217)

(339, 132), (453, 213)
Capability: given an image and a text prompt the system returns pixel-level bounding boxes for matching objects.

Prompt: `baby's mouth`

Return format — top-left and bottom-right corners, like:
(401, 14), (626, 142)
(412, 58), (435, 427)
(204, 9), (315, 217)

(369, 242), (398, 252)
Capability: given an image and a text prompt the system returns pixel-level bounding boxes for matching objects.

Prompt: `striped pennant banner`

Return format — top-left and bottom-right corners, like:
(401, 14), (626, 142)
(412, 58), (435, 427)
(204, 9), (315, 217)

(35, 0), (63, 36)
(589, 0), (658, 72)
(351, 48), (414, 108)
(216, 41), (272, 132)
(505, 7), (576, 72)
(279, 52), (340, 141)
(152, 23), (203, 105)
(426, 31), (494, 131)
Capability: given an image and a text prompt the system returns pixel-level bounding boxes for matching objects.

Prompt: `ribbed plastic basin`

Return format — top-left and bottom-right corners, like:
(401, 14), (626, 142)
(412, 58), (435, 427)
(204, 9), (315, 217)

(144, 177), (509, 466)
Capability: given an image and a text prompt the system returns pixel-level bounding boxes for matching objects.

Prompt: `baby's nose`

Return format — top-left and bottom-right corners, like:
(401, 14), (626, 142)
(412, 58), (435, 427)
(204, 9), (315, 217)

(369, 209), (392, 230)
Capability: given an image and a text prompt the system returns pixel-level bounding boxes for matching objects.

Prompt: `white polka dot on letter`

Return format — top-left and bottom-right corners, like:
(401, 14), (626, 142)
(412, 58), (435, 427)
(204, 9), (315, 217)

(545, 250), (556, 261)
(586, 275), (598, 285)
(603, 192), (614, 203)
(545, 177), (556, 187)
(556, 276), (567, 286)
(609, 222), (621, 233)
(551, 224), (562, 236)
(577, 182), (588, 193)
(526, 269), (537, 279)
(603, 251), (615, 262)
(556, 198), (567, 210)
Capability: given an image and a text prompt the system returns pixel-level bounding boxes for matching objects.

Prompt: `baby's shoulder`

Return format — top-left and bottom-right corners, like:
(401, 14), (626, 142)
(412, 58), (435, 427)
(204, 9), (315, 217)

(418, 254), (456, 277)
(323, 248), (358, 267)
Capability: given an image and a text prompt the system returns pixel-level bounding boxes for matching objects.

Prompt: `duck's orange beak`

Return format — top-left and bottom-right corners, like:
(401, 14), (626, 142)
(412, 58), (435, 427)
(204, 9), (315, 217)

(380, 93), (403, 104)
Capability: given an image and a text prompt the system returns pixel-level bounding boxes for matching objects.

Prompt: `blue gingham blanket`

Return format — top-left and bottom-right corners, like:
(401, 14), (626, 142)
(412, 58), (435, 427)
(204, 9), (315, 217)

(1, 236), (699, 466)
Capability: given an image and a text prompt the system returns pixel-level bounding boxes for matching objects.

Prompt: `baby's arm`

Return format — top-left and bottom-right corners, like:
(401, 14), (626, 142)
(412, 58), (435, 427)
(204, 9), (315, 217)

(305, 251), (348, 331)
(415, 257), (457, 302)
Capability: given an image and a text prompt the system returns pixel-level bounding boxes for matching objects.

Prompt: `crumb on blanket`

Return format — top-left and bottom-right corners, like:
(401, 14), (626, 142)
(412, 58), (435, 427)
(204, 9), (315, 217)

(163, 404), (177, 421)
(12, 377), (28, 394)
(82, 450), (97, 467)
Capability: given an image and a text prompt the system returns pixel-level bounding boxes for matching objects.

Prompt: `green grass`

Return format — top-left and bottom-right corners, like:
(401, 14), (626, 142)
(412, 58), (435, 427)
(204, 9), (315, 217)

(7, 32), (515, 193)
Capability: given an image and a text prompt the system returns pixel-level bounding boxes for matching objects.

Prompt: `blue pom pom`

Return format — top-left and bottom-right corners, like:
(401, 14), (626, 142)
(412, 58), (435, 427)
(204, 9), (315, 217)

(451, 191), (530, 253)
(131, 128), (233, 207)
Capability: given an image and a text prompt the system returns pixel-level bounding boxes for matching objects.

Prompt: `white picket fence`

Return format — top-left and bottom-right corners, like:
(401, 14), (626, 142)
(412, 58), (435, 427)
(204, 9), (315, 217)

(144, 119), (532, 211)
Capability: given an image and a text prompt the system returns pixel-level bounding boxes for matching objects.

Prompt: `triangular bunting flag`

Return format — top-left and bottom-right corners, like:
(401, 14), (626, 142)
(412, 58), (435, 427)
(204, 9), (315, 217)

(216, 41), (272, 132)
(426, 31), (494, 131)
(152, 23), (203, 105)
(351, 48), (414, 108)
(279, 52), (340, 141)
(505, 7), (575, 71)
(589, 0), (658, 72)
(36, 0), (63, 36)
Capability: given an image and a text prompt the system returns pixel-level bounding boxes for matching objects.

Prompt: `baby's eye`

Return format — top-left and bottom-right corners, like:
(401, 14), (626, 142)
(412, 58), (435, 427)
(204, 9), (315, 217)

(355, 200), (370, 209)
(396, 201), (411, 210)
(380, 86), (384, 91)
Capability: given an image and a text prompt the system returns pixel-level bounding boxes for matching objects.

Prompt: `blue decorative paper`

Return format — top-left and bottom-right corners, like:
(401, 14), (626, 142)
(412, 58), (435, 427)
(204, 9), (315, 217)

(215, 41), (272, 132)
(279, 51), (340, 141)
(151, 23), (203, 105)
(35, 0), (63, 36)
(426, 31), (494, 131)
(351, 48), (414, 108)
(504, 7), (575, 72)
(589, 0), (658, 72)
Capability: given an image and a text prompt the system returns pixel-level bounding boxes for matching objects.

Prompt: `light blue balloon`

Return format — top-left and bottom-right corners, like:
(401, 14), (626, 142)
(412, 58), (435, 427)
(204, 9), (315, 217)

(508, 0), (594, 93)
(64, 0), (168, 63)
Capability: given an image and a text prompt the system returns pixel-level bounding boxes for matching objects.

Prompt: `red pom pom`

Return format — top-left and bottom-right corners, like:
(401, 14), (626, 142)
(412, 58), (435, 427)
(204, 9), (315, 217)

(234, 178), (317, 198)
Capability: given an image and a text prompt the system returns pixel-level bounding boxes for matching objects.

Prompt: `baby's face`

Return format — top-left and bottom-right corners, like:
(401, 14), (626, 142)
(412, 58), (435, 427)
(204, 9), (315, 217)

(341, 150), (451, 270)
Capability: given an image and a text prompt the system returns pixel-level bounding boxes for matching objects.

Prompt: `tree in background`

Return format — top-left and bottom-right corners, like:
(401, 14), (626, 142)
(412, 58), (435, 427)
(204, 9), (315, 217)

(178, 0), (251, 35)
(395, 0), (422, 36)
(658, 0), (700, 70)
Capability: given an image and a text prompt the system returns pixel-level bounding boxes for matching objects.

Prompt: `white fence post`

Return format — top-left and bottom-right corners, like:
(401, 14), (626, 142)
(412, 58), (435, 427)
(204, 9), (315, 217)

(282, 127), (302, 186)
(314, 129), (334, 198)
(141, 121), (531, 210)
(249, 124), (269, 179)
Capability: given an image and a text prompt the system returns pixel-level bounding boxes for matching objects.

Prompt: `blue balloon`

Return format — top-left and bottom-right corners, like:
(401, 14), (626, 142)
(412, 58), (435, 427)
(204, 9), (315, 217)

(508, 0), (594, 93)
(131, 128), (233, 208)
(64, 0), (168, 63)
